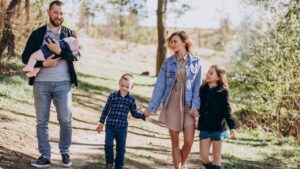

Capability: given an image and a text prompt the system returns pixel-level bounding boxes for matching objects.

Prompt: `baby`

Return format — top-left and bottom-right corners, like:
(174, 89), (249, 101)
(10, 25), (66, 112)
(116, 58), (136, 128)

(23, 36), (79, 77)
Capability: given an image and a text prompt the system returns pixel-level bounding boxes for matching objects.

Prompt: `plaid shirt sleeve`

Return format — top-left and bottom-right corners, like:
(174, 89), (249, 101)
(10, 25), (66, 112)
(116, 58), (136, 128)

(129, 97), (145, 121)
(99, 93), (113, 123)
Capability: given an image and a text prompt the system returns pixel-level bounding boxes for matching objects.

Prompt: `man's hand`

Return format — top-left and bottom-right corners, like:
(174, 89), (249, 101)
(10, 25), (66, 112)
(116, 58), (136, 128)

(189, 108), (199, 118)
(46, 39), (62, 55)
(96, 123), (104, 133)
(43, 55), (61, 67)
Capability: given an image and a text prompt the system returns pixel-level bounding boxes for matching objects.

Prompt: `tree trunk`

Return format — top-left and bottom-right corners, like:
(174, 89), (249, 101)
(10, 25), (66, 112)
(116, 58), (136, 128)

(0, 0), (7, 33)
(118, 0), (126, 40)
(119, 15), (125, 40)
(0, 0), (21, 58)
(25, 0), (29, 21)
(275, 102), (282, 135)
(156, 0), (167, 76)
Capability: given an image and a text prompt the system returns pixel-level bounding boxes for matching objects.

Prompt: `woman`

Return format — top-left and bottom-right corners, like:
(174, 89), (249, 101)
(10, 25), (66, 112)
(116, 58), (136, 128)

(145, 31), (202, 169)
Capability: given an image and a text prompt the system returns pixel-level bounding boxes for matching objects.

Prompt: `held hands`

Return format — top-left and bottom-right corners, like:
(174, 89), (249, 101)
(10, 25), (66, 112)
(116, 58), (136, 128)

(96, 123), (104, 133)
(189, 108), (199, 118)
(143, 109), (152, 118)
(230, 129), (237, 139)
(46, 39), (62, 55)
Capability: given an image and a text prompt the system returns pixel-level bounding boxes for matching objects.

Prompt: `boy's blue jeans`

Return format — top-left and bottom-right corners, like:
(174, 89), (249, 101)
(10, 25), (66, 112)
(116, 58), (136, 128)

(105, 125), (127, 169)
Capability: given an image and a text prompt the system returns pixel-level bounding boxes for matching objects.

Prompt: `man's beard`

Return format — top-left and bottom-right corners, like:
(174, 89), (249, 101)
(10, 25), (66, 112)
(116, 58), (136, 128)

(49, 18), (63, 27)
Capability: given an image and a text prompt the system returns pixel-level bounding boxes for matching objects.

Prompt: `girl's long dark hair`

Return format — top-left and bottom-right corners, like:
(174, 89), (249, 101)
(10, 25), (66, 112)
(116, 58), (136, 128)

(202, 64), (229, 90)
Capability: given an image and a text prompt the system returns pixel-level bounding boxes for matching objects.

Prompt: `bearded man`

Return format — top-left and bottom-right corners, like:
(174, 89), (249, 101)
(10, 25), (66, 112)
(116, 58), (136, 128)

(21, 0), (80, 167)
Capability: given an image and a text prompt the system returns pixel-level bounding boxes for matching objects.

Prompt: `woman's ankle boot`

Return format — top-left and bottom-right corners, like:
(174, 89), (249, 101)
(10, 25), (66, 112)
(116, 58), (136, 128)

(202, 162), (212, 169)
(212, 165), (221, 169)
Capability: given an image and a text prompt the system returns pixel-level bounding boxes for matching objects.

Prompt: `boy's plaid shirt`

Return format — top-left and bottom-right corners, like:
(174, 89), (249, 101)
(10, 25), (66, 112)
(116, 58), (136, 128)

(99, 91), (145, 127)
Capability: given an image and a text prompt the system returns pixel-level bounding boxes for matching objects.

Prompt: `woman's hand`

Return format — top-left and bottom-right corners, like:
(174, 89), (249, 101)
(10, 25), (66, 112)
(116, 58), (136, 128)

(189, 108), (199, 118)
(230, 129), (237, 139)
(96, 123), (104, 133)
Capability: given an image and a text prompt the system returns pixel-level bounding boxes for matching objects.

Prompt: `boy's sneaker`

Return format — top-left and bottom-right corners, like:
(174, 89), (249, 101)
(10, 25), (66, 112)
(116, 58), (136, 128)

(105, 164), (113, 169)
(61, 153), (72, 167)
(31, 156), (51, 168)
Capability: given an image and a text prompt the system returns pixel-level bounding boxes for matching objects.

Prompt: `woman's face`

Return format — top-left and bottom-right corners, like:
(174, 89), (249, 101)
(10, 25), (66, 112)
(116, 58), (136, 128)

(169, 35), (186, 53)
(206, 67), (219, 84)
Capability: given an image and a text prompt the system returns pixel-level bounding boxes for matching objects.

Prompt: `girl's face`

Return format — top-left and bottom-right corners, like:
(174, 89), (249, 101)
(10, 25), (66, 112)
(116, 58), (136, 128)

(206, 67), (219, 84)
(169, 35), (186, 53)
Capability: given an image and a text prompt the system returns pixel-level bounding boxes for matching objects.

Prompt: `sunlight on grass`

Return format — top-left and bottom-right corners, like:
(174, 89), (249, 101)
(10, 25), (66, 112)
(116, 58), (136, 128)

(222, 128), (300, 169)
(0, 75), (32, 105)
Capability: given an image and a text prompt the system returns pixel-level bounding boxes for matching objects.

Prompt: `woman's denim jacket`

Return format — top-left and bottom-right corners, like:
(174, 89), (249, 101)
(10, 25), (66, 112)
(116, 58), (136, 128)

(148, 53), (202, 114)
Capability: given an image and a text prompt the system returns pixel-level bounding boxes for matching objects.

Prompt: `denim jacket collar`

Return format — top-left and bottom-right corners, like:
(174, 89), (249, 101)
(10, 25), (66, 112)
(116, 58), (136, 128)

(170, 53), (197, 65)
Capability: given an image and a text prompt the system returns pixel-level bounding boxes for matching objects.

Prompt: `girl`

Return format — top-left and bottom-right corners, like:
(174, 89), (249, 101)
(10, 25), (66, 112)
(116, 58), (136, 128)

(198, 65), (237, 169)
(145, 31), (202, 169)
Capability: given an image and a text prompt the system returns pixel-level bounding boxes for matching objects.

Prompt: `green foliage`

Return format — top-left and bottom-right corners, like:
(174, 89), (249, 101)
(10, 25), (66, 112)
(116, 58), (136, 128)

(230, 1), (300, 136)
(105, 0), (147, 16)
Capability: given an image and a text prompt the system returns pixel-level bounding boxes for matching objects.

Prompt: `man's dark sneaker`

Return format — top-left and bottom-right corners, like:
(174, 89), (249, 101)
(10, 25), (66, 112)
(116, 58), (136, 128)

(61, 153), (72, 167)
(31, 156), (51, 168)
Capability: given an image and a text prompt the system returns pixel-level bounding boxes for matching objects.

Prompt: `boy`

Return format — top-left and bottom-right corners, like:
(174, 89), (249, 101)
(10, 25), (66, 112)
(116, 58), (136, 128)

(96, 74), (149, 169)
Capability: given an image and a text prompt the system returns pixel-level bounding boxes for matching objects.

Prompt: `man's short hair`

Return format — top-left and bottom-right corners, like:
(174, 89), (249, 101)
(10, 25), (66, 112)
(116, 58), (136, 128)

(49, 0), (64, 10)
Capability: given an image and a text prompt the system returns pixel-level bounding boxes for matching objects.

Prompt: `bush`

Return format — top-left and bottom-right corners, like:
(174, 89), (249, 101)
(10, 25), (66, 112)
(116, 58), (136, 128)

(230, 2), (300, 138)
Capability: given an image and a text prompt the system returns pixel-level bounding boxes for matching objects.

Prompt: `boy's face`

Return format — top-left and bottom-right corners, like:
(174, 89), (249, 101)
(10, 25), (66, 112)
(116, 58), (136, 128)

(119, 78), (133, 96)
(206, 67), (219, 83)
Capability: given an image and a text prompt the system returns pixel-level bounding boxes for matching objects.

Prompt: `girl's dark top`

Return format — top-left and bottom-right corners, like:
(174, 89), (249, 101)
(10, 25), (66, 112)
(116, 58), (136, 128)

(197, 84), (236, 132)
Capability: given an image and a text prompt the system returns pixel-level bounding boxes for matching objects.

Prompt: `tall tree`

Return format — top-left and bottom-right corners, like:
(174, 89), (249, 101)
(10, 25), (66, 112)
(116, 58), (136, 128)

(155, 0), (191, 75)
(156, 0), (167, 76)
(78, 1), (90, 30)
(105, 0), (147, 40)
(0, 0), (21, 58)
(0, 0), (7, 39)
(25, 0), (29, 22)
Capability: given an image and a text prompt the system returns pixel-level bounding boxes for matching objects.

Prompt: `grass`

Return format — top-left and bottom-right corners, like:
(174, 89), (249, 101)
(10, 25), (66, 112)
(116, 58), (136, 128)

(0, 57), (32, 104)
(0, 74), (33, 105)
(221, 128), (300, 169)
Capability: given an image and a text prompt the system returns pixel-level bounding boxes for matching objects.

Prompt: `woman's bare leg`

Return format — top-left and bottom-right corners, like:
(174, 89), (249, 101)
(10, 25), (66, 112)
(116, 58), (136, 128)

(169, 129), (181, 169)
(181, 125), (195, 166)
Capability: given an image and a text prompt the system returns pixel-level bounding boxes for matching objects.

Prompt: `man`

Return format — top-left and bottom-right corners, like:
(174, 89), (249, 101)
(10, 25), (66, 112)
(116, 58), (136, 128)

(21, 1), (80, 167)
